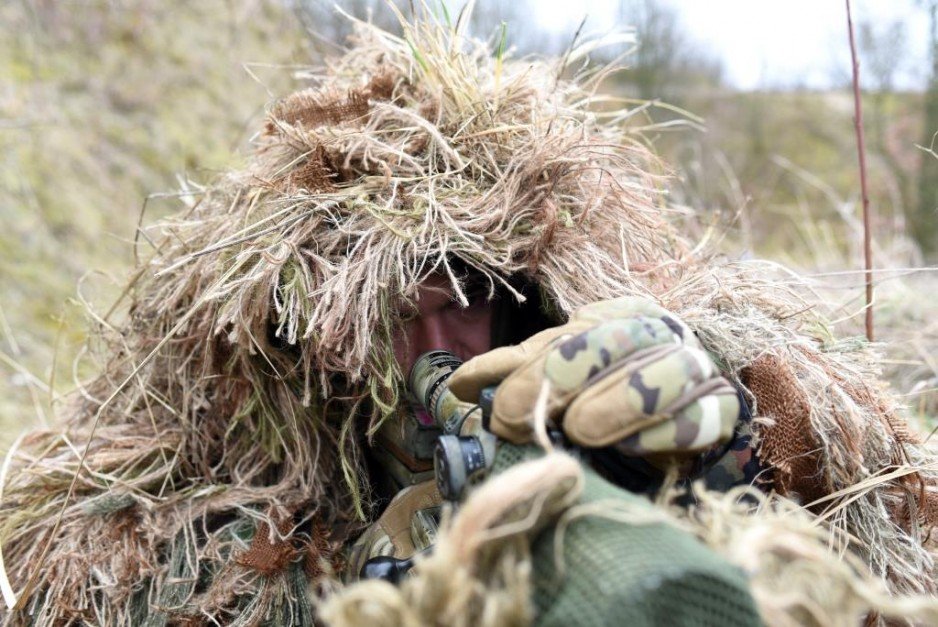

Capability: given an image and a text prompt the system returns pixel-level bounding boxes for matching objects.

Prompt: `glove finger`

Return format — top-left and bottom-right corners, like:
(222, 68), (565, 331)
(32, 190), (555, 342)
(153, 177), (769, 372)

(487, 316), (684, 442)
(564, 344), (727, 447)
(614, 387), (740, 456)
(572, 297), (696, 346)
(543, 316), (690, 396)
(448, 325), (575, 402)
(488, 316), (692, 443)
(452, 296), (693, 403)
(572, 296), (671, 322)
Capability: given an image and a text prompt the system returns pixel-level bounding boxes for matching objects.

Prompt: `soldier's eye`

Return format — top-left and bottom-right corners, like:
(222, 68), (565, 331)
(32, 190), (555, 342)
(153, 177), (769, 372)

(397, 303), (418, 323)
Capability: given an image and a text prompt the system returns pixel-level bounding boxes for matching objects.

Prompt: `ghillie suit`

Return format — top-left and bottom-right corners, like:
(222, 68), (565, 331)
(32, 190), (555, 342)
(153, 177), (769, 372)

(1, 9), (937, 626)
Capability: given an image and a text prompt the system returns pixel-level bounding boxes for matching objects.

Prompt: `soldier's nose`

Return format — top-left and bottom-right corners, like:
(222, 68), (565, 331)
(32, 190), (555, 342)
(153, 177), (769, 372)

(417, 314), (448, 353)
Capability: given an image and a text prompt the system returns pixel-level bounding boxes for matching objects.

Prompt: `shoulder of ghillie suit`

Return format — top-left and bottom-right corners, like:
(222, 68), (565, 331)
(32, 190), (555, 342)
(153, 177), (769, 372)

(1, 8), (937, 627)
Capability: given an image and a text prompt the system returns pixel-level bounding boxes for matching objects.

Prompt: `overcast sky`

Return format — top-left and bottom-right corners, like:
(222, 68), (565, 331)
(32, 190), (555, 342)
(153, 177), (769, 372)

(532, 0), (931, 90)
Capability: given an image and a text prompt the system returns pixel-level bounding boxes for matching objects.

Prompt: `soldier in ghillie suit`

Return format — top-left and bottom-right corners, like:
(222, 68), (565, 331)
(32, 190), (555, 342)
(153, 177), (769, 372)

(1, 9), (937, 626)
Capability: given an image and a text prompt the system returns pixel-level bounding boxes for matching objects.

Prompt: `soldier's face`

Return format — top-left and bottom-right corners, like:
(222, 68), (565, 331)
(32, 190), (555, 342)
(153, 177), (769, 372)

(392, 273), (493, 374)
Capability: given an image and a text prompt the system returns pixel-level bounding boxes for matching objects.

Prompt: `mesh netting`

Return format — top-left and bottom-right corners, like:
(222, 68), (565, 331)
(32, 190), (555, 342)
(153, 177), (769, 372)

(490, 445), (763, 626)
(741, 354), (824, 504)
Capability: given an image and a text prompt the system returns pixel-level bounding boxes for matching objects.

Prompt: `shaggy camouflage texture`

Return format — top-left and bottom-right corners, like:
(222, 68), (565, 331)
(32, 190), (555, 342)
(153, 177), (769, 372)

(1, 6), (936, 625)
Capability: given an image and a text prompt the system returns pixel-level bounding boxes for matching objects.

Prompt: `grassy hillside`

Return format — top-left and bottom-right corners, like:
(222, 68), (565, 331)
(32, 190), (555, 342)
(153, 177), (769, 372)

(656, 87), (938, 426)
(0, 1), (310, 448)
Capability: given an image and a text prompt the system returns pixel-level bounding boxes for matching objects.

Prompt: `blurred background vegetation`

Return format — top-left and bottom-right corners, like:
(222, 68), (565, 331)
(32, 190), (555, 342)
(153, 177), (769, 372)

(1, 0), (936, 451)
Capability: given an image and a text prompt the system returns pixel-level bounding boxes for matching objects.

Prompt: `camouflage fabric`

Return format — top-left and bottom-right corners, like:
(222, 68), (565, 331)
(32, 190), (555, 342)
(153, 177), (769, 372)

(344, 481), (441, 581)
(693, 393), (766, 491)
(571, 387), (766, 497)
(449, 297), (740, 458)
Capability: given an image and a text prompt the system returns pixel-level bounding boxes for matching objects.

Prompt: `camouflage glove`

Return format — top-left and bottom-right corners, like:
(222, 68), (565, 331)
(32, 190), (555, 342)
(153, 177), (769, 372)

(448, 297), (740, 458)
(344, 480), (441, 582)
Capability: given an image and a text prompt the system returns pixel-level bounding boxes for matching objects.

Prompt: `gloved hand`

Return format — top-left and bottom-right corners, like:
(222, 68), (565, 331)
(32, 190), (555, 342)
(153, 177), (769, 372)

(344, 480), (441, 582)
(448, 297), (740, 458)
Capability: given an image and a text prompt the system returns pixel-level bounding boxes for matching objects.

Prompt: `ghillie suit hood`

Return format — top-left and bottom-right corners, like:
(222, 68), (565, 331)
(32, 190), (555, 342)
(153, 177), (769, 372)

(1, 8), (936, 626)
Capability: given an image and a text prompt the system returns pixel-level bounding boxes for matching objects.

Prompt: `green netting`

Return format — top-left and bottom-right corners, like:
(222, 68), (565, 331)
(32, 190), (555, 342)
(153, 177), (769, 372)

(491, 445), (763, 627)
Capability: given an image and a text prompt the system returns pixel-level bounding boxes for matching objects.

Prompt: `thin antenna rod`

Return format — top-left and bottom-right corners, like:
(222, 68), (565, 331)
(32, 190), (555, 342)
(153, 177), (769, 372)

(846, 0), (875, 342)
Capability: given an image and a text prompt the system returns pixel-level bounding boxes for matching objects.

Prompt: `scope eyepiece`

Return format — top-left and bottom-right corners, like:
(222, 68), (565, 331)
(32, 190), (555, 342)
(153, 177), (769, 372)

(408, 351), (498, 502)
(434, 434), (489, 500)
